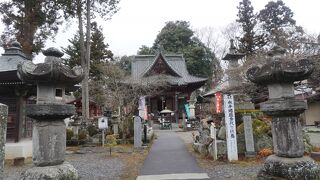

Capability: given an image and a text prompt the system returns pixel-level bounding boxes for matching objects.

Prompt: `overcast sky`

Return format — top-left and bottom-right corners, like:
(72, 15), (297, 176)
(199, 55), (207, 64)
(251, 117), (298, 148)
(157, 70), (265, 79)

(0, 0), (319, 63)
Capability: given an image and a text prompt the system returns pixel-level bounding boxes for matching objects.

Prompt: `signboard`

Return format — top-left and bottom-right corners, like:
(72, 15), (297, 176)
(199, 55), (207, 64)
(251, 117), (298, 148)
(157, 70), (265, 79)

(98, 117), (108, 129)
(223, 94), (238, 161)
(215, 92), (222, 113)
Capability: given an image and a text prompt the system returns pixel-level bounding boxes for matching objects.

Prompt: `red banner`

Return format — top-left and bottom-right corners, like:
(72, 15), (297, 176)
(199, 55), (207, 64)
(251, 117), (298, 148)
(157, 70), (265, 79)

(215, 92), (222, 113)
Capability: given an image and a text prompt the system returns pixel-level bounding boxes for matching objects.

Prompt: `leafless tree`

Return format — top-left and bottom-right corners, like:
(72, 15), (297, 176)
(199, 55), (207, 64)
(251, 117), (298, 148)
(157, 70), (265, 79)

(101, 63), (169, 139)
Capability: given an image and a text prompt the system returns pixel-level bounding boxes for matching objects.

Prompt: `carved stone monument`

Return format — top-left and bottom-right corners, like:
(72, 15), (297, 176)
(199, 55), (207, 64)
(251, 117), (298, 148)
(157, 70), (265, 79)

(134, 116), (142, 148)
(243, 114), (255, 157)
(237, 99), (256, 157)
(0, 103), (8, 180)
(18, 48), (83, 179)
(247, 46), (320, 179)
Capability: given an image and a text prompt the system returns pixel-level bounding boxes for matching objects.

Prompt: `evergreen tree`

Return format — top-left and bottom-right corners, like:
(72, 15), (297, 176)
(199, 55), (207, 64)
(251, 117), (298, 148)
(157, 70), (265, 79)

(137, 45), (155, 55)
(258, 0), (295, 33)
(63, 22), (113, 80)
(114, 55), (133, 74)
(0, 0), (73, 56)
(236, 0), (266, 55)
(63, 22), (113, 105)
(258, 0), (296, 47)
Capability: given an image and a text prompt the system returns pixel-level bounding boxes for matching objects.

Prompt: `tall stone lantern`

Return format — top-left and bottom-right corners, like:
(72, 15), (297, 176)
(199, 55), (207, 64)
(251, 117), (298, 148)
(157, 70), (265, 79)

(222, 39), (245, 88)
(247, 46), (320, 179)
(17, 48), (83, 179)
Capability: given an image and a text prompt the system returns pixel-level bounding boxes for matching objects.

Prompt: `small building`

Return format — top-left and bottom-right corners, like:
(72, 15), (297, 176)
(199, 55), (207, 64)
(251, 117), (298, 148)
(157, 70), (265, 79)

(0, 42), (34, 159)
(304, 93), (320, 126)
(67, 97), (102, 119)
(127, 52), (207, 122)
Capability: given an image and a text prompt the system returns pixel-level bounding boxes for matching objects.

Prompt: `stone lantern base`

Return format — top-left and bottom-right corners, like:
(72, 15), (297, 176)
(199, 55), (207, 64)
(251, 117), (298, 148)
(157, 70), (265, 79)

(258, 155), (320, 179)
(21, 161), (78, 180)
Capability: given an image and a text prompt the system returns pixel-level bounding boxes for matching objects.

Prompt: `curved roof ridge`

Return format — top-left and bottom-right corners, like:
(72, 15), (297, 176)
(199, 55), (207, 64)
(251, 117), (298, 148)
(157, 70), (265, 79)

(142, 52), (182, 77)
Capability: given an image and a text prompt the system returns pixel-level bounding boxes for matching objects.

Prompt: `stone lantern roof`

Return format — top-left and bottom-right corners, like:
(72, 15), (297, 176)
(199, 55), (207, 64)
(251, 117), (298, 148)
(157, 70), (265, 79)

(17, 47), (84, 85)
(246, 46), (314, 85)
(222, 39), (245, 61)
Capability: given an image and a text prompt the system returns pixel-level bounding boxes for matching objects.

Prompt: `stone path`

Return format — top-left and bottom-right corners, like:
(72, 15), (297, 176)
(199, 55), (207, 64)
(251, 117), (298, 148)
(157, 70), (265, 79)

(137, 128), (209, 180)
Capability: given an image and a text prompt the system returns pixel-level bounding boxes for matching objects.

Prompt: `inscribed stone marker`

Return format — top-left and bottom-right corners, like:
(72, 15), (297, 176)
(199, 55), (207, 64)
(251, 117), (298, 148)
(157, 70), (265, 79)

(243, 115), (255, 154)
(223, 94), (238, 161)
(134, 116), (142, 148)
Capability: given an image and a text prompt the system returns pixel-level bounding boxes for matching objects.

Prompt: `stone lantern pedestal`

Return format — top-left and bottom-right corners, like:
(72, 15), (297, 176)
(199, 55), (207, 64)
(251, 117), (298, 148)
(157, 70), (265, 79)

(18, 48), (83, 180)
(247, 47), (320, 179)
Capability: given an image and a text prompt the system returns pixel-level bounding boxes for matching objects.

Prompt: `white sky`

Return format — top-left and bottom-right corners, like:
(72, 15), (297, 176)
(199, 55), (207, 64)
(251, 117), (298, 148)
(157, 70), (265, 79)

(0, 0), (319, 63)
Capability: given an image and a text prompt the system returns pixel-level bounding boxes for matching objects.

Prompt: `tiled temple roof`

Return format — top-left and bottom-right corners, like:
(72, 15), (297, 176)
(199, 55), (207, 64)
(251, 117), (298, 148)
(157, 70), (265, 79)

(127, 52), (207, 86)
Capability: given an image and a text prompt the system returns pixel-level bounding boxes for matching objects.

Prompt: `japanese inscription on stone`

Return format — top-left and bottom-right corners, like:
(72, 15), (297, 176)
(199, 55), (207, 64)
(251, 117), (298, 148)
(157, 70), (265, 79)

(243, 115), (255, 153)
(223, 94), (238, 161)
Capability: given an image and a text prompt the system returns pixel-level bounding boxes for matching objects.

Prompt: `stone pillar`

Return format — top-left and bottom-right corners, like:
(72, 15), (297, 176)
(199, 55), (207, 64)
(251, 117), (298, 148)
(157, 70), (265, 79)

(182, 112), (187, 131)
(32, 120), (66, 166)
(72, 126), (79, 137)
(188, 100), (196, 119)
(243, 114), (255, 157)
(262, 99), (305, 158)
(113, 124), (119, 135)
(134, 116), (142, 148)
(0, 103), (8, 180)
(210, 123), (217, 160)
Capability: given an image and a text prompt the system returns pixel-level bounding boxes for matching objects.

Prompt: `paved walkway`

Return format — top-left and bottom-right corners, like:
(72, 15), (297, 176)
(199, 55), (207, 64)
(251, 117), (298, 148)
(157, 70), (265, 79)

(137, 128), (209, 180)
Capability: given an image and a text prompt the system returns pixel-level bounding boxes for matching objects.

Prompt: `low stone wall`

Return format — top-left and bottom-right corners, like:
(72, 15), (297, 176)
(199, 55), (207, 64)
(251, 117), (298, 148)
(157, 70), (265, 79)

(193, 134), (272, 158)
(192, 118), (274, 158)
(5, 140), (32, 159)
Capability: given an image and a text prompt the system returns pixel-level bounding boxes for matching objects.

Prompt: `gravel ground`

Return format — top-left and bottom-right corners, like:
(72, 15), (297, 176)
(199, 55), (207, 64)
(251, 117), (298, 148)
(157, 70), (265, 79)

(176, 130), (262, 180)
(4, 160), (32, 180)
(203, 162), (262, 180)
(4, 146), (124, 180)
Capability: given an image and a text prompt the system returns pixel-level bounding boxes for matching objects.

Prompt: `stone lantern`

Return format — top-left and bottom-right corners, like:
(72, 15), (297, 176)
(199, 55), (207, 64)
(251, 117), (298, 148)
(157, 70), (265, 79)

(247, 46), (320, 179)
(222, 39), (245, 88)
(17, 47), (83, 179)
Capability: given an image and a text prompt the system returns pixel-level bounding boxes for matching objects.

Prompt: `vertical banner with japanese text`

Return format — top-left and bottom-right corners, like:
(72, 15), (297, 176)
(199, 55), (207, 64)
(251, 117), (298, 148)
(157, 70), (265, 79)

(138, 96), (147, 120)
(215, 92), (222, 113)
(223, 94), (238, 161)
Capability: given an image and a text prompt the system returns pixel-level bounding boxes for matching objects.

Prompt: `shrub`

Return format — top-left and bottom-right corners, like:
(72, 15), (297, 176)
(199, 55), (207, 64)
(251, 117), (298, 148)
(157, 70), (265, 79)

(66, 129), (74, 141)
(78, 131), (88, 141)
(87, 124), (98, 137)
(105, 134), (117, 146)
(237, 119), (270, 136)
(258, 148), (273, 157)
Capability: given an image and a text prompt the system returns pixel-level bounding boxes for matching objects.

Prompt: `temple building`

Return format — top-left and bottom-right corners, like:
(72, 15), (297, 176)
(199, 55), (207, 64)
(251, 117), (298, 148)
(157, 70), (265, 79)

(127, 51), (207, 123)
(0, 42), (34, 159)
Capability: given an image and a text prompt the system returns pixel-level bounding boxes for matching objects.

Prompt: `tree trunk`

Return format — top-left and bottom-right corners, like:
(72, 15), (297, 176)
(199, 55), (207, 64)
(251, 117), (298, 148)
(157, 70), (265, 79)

(18, 1), (39, 58)
(84, 0), (91, 121)
(76, 0), (88, 122)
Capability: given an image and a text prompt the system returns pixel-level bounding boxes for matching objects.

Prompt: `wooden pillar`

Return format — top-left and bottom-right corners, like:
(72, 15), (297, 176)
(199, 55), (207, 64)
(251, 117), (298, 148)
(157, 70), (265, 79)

(15, 96), (25, 142)
(175, 92), (178, 124)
